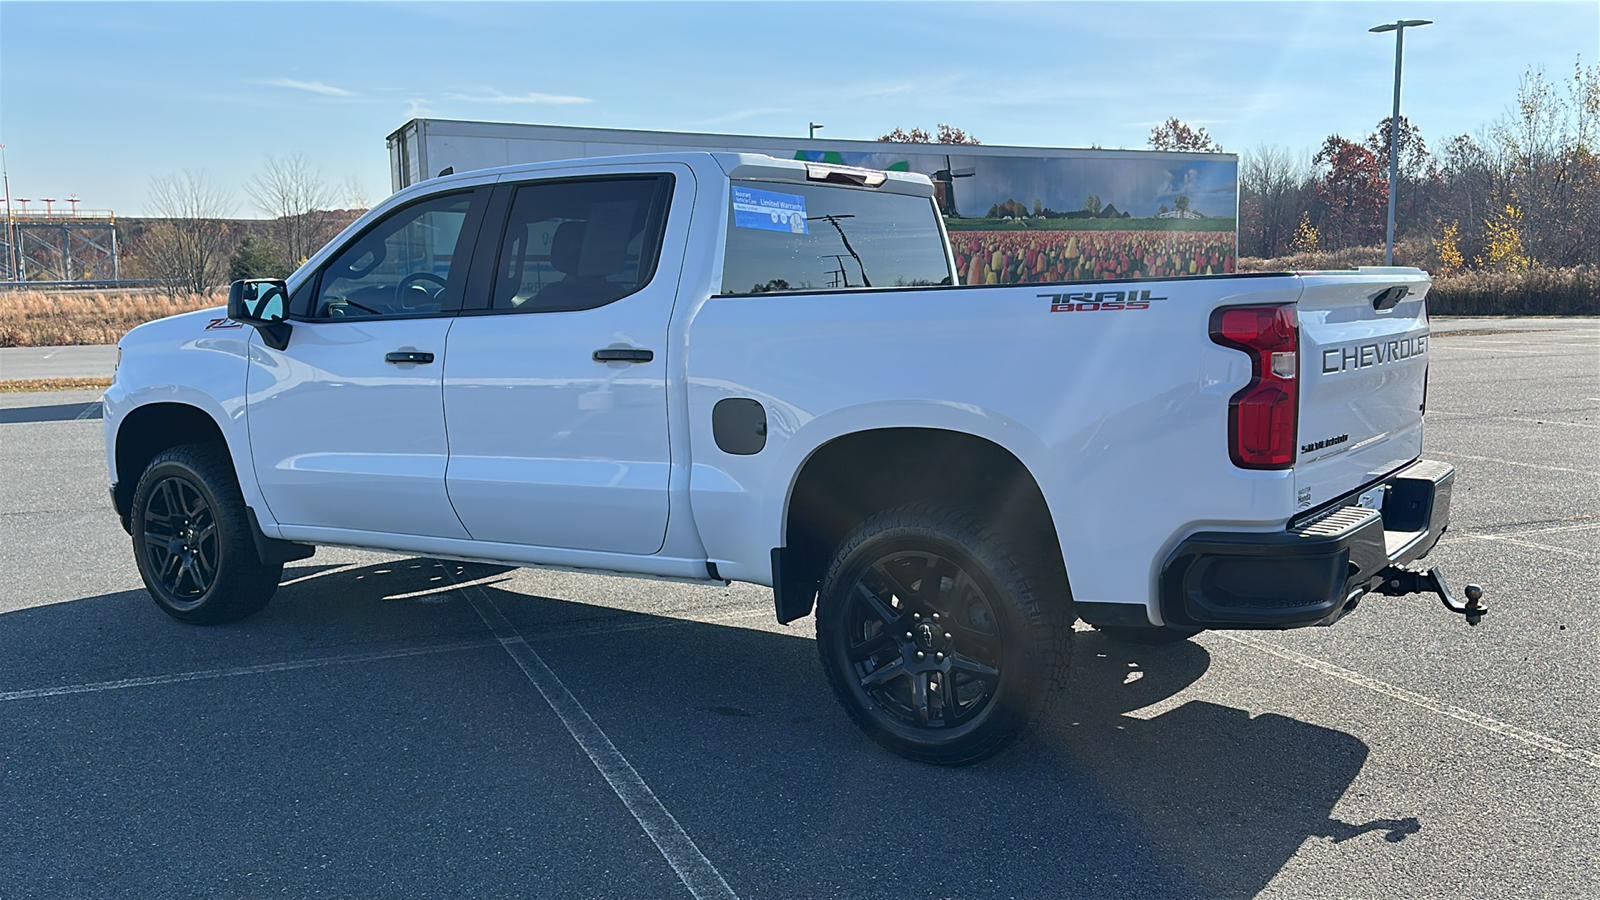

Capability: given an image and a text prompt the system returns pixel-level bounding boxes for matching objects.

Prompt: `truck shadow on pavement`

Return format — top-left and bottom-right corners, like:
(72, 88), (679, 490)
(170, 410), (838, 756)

(0, 557), (1420, 899)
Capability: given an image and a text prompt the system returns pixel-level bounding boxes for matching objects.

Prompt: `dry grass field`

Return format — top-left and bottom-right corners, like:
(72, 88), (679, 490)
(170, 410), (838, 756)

(0, 290), (223, 347)
(1, 261), (1591, 351)
(0, 377), (113, 393)
(1240, 245), (1598, 315)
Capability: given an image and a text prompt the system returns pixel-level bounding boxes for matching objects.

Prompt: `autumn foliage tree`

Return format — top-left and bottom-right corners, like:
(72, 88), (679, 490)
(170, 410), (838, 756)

(878, 124), (982, 144)
(1312, 136), (1387, 249)
(1148, 117), (1223, 152)
(1236, 56), (1596, 283)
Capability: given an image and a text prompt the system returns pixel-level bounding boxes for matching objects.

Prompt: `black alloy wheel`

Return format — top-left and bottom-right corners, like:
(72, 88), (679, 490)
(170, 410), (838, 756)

(131, 444), (282, 624)
(843, 550), (1005, 733)
(141, 474), (220, 607)
(817, 505), (1069, 765)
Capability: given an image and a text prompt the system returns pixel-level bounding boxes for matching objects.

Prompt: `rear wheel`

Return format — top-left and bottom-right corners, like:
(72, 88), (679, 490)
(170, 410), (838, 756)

(815, 505), (1069, 765)
(131, 444), (281, 624)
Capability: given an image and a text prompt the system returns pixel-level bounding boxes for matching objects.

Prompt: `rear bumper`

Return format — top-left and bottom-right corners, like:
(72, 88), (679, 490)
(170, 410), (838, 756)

(1161, 458), (1454, 629)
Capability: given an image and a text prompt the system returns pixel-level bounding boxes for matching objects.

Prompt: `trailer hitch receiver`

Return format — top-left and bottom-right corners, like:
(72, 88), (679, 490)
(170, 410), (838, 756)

(1374, 564), (1487, 625)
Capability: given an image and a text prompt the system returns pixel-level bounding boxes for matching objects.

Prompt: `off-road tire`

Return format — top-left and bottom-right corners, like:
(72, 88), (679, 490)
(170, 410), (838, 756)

(131, 444), (282, 624)
(815, 504), (1071, 765)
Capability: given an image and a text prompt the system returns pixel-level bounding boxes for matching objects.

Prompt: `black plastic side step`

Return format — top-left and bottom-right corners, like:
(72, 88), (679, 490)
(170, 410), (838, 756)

(1374, 564), (1487, 626)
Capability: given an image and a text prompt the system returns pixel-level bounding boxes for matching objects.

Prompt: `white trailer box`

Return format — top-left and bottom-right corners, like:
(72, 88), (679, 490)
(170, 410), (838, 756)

(386, 119), (1240, 283)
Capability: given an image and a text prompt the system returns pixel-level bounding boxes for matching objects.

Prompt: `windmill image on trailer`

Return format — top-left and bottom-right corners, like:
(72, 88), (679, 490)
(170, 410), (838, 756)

(930, 155), (975, 218)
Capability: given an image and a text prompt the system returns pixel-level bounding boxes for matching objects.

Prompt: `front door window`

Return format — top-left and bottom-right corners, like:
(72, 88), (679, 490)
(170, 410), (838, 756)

(312, 193), (473, 319)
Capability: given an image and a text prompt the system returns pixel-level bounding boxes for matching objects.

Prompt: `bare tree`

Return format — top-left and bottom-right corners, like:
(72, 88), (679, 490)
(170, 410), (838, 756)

(1240, 145), (1310, 257)
(136, 170), (237, 294)
(247, 153), (338, 272)
(341, 174), (372, 212)
(1433, 133), (1497, 260)
(1485, 59), (1600, 266)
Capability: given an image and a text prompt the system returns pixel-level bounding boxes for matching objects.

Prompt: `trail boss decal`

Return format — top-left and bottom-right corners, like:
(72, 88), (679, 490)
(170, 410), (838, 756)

(1043, 289), (1165, 313)
(1301, 433), (1349, 454)
(1321, 334), (1426, 374)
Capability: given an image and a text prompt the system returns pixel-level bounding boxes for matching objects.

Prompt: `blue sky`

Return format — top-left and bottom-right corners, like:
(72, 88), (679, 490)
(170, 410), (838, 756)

(2, 1), (1595, 217)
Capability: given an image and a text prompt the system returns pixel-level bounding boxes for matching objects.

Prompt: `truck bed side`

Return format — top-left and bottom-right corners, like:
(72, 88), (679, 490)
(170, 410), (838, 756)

(682, 273), (1312, 616)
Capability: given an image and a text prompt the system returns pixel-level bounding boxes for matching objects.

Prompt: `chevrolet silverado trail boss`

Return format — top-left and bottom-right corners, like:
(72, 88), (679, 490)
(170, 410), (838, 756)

(104, 152), (1484, 764)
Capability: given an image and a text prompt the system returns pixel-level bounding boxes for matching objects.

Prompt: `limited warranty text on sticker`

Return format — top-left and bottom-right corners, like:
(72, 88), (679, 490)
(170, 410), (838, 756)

(732, 186), (808, 234)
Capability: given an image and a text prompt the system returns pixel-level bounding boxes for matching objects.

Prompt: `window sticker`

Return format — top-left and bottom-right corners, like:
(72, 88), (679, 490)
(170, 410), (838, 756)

(732, 186), (808, 234)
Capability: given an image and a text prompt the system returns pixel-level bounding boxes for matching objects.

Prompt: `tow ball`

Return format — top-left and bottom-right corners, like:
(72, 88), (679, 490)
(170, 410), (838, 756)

(1374, 565), (1487, 626)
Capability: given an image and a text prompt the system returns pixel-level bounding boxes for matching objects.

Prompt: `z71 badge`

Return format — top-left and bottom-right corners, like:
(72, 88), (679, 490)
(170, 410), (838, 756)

(204, 318), (243, 330)
(1042, 289), (1165, 313)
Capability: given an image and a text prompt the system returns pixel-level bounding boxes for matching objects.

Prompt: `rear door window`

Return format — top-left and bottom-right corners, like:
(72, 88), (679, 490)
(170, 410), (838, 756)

(720, 181), (953, 295)
(489, 175), (674, 313)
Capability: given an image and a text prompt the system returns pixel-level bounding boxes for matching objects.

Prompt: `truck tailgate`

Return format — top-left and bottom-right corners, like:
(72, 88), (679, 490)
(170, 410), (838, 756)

(1294, 268), (1433, 513)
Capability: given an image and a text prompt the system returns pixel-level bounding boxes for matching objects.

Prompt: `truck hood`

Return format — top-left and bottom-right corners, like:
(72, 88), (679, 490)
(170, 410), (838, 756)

(119, 306), (235, 351)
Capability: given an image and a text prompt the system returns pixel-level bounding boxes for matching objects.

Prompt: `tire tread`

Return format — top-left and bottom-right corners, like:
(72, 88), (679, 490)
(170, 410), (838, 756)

(815, 503), (1071, 765)
(131, 443), (281, 624)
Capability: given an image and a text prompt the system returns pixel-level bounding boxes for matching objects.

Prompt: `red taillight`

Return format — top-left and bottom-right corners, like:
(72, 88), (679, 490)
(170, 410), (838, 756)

(1210, 305), (1298, 469)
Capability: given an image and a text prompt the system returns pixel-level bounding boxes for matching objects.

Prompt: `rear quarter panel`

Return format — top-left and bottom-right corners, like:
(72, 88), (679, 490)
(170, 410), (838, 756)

(685, 274), (1305, 612)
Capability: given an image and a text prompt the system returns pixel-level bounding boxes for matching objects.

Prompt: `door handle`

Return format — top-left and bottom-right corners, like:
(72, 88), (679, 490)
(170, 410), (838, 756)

(593, 348), (654, 363)
(385, 350), (435, 364)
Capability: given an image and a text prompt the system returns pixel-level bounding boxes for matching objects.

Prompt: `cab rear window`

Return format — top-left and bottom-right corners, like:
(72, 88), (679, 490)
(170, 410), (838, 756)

(720, 181), (952, 295)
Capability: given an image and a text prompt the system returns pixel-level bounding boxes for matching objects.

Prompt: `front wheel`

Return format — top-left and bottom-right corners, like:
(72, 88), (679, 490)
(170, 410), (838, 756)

(131, 444), (282, 624)
(815, 505), (1070, 765)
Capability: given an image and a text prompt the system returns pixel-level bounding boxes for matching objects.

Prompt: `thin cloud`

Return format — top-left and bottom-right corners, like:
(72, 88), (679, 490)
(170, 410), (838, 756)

(446, 89), (591, 105)
(695, 107), (793, 126)
(258, 78), (355, 98)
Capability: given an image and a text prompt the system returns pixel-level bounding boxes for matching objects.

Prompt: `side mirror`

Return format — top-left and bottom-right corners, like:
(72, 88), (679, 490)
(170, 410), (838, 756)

(227, 279), (292, 350)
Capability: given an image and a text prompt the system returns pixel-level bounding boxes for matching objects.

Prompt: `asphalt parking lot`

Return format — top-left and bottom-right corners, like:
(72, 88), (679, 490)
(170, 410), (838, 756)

(1, 317), (1596, 899)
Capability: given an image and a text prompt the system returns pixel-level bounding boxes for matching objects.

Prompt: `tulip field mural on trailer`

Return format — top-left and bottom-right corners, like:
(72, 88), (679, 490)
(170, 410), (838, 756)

(793, 148), (1239, 286)
(951, 229), (1237, 285)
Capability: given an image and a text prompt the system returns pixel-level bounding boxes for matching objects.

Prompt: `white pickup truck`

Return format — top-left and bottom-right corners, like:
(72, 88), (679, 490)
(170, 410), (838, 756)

(104, 152), (1482, 763)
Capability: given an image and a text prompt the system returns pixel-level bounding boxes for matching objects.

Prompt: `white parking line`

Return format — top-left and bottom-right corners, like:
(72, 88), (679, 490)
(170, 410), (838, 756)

(0, 639), (500, 702)
(1429, 410), (1599, 429)
(1428, 345), (1549, 354)
(1483, 521), (1600, 537)
(1446, 453), (1599, 477)
(1451, 534), (1594, 557)
(521, 608), (771, 643)
(453, 573), (740, 900)
(1447, 519), (1600, 557)
(0, 605), (773, 704)
(1218, 632), (1600, 770)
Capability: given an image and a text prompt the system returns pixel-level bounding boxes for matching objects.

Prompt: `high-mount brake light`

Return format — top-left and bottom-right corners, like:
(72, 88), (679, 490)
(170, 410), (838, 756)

(1210, 304), (1298, 469)
(805, 164), (888, 187)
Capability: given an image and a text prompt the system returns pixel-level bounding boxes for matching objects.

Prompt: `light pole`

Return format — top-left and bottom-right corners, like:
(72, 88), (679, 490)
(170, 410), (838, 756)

(1370, 18), (1431, 266)
(1, 143), (13, 282)
(809, 122), (824, 139)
